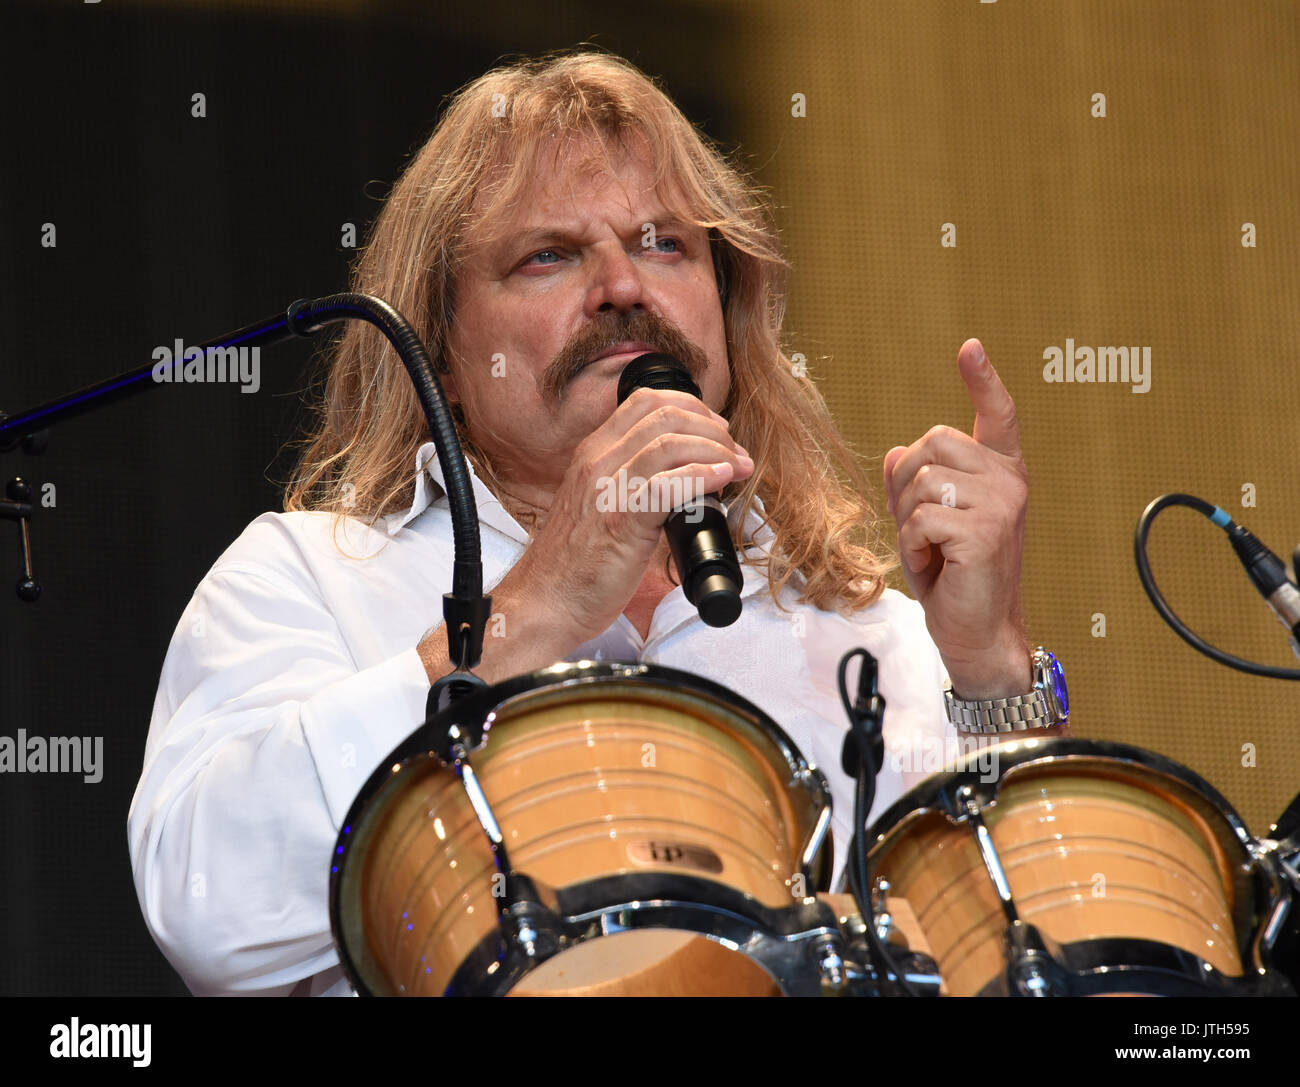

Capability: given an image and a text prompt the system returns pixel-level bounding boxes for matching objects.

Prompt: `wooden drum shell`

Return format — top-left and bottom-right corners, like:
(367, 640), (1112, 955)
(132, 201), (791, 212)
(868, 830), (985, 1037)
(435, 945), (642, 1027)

(867, 742), (1255, 997)
(333, 668), (829, 996)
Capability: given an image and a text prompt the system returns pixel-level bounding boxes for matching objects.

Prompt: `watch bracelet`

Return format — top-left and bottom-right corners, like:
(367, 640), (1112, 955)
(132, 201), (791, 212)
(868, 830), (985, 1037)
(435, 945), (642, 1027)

(945, 690), (1053, 734)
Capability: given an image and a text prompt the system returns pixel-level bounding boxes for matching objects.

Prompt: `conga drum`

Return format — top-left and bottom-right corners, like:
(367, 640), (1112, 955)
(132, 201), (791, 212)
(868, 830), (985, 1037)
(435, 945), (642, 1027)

(330, 661), (867, 996)
(865, 738), (1297, 996)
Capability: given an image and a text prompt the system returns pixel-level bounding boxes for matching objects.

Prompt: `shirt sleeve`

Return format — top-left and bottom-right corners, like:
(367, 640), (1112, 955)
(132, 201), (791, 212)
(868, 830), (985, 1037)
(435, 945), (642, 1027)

(126, 563), (431, 996)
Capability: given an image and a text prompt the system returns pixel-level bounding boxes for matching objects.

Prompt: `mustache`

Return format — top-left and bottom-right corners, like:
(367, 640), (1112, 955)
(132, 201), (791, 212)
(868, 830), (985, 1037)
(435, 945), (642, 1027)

(539, 311), (710, 404)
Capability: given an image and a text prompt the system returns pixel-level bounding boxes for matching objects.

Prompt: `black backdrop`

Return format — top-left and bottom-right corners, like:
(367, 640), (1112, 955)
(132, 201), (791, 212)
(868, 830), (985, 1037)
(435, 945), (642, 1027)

(0, 0), (740, 996)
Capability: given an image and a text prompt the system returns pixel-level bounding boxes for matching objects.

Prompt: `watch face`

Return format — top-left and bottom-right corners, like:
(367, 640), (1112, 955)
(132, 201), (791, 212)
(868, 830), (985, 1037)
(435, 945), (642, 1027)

(1042, 651), (1068, 720)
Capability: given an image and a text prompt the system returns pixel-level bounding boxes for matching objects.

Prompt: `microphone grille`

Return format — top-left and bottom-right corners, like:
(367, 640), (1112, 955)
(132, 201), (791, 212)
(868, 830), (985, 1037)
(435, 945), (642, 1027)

(616, 352), (700, 404)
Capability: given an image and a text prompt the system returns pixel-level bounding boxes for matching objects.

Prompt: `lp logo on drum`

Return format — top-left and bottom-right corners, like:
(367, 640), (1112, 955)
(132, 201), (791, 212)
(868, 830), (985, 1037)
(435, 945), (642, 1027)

(628, 840), (724, 874)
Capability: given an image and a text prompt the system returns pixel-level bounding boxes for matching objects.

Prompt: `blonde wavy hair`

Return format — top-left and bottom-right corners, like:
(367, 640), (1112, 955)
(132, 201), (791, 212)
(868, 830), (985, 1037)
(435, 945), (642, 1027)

(285, 49), (896, 614)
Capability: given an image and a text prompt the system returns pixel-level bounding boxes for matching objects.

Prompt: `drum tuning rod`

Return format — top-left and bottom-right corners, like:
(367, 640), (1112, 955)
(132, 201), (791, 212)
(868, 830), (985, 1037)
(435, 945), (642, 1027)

(444, 723), (565, 968)
(446, 724), (513, 874)
(956, 785), (1019, 925)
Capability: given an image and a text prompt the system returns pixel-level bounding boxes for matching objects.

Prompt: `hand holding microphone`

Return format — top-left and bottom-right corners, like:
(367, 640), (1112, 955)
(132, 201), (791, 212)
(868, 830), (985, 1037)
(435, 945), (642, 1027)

(617, 353), (746, 627)
(495, 354), (751, 655)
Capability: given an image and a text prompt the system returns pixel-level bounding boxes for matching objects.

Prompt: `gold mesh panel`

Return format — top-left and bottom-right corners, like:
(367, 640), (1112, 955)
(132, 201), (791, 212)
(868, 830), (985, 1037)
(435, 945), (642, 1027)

(725, 0), (1300, 834)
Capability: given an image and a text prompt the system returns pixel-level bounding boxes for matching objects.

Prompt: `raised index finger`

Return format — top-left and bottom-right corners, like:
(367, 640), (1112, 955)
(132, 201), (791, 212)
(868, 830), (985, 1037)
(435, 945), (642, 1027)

(959, 338), (1020, 456)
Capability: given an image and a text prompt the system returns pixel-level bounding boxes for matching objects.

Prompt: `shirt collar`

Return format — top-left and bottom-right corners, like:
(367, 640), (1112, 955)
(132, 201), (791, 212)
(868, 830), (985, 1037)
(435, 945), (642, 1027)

(387, 440), (778, 563)
(384, 442), (527, 542)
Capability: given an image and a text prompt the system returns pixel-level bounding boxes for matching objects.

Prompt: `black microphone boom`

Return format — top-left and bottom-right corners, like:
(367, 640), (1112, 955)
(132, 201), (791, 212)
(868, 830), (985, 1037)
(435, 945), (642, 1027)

(0, 295), (493, 685)
(616, 353), (743, 628)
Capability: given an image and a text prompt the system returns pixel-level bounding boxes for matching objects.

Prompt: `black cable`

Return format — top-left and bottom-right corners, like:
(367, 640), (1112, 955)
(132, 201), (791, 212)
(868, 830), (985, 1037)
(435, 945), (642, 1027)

(837, 649), (919, 997)
(286, 295), (492, 673)
(286, 294), (480, 601)
(1135, 493), (1300, 680)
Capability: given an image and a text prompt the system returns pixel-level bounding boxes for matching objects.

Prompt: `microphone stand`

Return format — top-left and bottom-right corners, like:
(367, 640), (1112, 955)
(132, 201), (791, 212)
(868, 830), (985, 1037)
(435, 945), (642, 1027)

(837, 647), (920, 996)
(0, 293), (491, 694)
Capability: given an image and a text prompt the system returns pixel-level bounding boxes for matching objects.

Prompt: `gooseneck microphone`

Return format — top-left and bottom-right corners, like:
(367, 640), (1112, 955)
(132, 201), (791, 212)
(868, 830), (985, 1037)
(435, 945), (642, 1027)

(617, 353), (743, 628)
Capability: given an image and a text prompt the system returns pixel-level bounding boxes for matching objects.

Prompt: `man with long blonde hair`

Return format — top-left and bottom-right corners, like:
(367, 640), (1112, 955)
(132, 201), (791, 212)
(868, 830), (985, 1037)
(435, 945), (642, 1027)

(129, 51), (1049, 996)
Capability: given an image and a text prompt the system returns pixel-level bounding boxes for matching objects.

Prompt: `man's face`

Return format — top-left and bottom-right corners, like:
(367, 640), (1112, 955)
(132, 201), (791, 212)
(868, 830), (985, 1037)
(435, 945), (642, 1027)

(443, 137), (731, 497)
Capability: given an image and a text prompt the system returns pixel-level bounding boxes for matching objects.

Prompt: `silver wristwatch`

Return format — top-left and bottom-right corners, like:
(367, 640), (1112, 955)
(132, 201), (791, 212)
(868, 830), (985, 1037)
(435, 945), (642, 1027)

(943, 646), (1069, 734)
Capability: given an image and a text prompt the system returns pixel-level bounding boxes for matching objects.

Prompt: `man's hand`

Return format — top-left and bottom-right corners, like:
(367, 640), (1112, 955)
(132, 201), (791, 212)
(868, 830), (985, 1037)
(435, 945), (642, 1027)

(420, 388), (753, 684)
(882, 339), (1031, 699)
(521, 387), (753, 645)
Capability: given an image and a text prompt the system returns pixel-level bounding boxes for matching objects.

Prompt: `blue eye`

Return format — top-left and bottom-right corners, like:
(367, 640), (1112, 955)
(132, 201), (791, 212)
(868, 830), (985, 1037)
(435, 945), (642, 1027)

(527, 249), (562, 265)
(652, 237), (680, 253)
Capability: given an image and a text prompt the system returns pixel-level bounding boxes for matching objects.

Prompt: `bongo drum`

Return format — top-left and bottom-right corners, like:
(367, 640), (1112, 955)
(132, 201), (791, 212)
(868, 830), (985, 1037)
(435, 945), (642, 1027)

(865, 738), (1296, 996)
(330, 661), (869, 996)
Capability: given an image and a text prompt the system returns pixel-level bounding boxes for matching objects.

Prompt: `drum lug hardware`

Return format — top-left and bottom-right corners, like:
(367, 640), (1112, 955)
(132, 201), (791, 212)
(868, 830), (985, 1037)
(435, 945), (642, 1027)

(798, 803), (834, 889)
(869, 877), (893, 942)
(447, 728), (565, 965)
(1249, 837), (1294, 878)
(512, 915), (540, 957)
(956, 784), (1020, 925)
(949, 780), (997, 822)
(869, 875), (890, 910)
(1003, 920), (1071, 997)
(810, 934), (848, 993)
(870, 949), (944, 997)
(423, 680), (490, 763)
(505, 899), (559, 961)
(497, 872), (563, 964)
(447, 726), (515, 870)
(838, 929), (943, 997)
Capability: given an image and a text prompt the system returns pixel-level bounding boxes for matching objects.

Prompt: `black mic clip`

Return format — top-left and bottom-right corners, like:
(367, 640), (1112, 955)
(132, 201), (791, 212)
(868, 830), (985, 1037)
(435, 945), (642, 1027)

(442, 587), (492, 671)
(840, 648), (886, 779)
(426, 587), (493, 723)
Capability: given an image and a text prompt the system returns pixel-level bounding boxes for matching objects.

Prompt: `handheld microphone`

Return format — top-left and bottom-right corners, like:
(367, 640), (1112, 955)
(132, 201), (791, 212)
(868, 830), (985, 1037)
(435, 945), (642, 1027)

(616, 353), (743, 628)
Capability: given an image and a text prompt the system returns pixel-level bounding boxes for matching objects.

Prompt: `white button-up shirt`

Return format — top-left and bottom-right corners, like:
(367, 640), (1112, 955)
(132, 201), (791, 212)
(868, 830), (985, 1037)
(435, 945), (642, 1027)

(128, 443), (955, 996)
